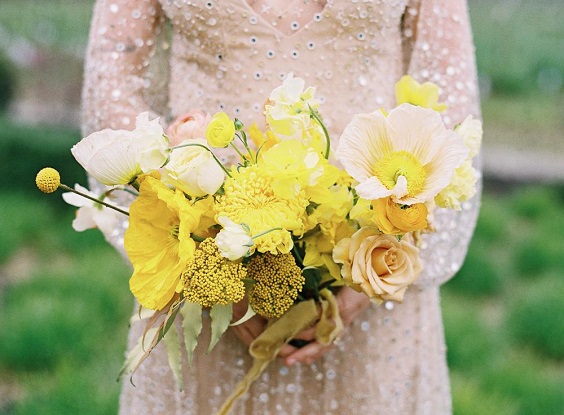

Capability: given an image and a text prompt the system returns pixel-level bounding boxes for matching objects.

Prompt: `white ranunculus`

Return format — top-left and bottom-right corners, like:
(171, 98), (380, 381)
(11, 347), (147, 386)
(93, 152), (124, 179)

(455, 115), (483, 158)
(71, 112), (168, 186)
(62, 184), (126, 234)
(215, 216), (254, 261)
(161, 139), (225, 197)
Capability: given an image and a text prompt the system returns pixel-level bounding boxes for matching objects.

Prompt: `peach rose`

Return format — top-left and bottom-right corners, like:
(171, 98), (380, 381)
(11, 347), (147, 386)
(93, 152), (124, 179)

(332, 227), (422, 303)
(166, 110), (211, 146)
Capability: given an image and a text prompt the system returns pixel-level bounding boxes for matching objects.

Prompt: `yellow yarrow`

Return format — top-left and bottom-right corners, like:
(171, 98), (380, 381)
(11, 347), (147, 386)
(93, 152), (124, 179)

(182, 238), (246, 308)
(215, 164), (308, 254)
(36, 167), (61, 193)
(247, 252), (305, 319)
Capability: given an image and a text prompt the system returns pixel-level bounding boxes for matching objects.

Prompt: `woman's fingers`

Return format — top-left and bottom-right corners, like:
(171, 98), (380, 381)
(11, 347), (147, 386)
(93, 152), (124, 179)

(284, 340), (333, 366)
(230, 314), (267, 347)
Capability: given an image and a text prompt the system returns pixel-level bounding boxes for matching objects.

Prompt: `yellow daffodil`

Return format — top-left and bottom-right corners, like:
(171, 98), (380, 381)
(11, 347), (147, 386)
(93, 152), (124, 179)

(337, 104), (468, 205)
(125, 175), (207, 310)
(395, 75), (447, 112)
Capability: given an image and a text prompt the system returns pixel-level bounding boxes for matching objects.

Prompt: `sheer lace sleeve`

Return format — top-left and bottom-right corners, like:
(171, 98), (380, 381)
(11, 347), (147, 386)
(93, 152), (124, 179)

(403, 0), (482, 287)
(81, 0), (167, 135)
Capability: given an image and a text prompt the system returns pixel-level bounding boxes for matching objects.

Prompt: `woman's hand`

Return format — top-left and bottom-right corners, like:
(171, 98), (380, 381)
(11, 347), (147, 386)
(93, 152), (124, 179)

(229, 296), (268, 347)
(278, 286), (371, 366)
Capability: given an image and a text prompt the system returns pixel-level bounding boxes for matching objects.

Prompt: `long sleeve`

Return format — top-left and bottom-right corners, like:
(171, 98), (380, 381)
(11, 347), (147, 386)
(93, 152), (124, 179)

(81, 0), (167, 136)
(403, 0), (482, 287)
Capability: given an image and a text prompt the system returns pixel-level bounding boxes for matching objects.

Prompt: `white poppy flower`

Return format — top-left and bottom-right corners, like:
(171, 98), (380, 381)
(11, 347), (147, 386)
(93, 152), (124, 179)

(337, 104), (469, 205)
(71, 112), (168, 185)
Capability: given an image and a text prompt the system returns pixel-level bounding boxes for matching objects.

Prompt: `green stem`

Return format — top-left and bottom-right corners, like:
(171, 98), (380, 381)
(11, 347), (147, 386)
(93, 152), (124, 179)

(171, 143), (232, 178)
(292, 244), (304, 267)
(308, 103), (331, 159)
(238, 131), (257, 164)
(229, 141), (247, 163)
(251, 227), (283, 240)
(59, 184), (129, 216)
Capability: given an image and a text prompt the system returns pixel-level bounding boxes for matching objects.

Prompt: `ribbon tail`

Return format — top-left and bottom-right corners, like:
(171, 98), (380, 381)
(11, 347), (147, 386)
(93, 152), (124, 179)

(216, 299), (319, 415)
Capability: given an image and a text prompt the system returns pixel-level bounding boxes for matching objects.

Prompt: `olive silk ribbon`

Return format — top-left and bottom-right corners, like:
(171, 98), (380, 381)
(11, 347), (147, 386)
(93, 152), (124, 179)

(217, 289), (344, 415)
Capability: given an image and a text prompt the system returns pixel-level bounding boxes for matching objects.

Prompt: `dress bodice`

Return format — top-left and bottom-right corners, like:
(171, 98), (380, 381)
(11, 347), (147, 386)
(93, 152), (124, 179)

(160, 0), (409, 134)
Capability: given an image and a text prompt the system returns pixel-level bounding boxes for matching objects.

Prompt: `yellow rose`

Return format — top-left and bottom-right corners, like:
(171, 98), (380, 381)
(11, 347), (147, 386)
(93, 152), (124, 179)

(205, 112), (235, 148)
(372, 197), (428, 235)
(332, 227), (423, 303)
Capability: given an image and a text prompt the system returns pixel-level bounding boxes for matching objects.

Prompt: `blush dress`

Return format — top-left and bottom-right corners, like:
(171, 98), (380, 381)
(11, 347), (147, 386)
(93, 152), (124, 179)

(81, 0), (481, 414)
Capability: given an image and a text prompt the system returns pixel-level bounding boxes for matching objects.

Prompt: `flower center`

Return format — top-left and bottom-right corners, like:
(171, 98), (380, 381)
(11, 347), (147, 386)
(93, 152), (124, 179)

(169, 224), (180, 239)
(373, 150), (426, 197)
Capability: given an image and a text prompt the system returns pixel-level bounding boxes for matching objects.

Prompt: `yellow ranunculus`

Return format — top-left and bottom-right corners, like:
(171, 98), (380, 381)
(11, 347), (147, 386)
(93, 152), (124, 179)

(372, 197), (428, 235)
(395, 75), (447, 112)
(205, 112), (235, 148)
(125, 175), (207, 310)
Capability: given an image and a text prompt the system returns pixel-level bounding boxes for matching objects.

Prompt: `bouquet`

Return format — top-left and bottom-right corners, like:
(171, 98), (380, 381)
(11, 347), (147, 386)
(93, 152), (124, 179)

(36, 74), (481, 414)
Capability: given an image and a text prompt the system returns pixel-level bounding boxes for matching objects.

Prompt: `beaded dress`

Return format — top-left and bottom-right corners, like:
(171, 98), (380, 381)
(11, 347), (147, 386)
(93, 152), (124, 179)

(81, 0), (481, 414)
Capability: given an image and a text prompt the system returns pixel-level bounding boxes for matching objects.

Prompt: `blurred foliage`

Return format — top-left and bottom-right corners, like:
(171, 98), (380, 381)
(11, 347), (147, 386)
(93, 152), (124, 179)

(469, 0), (564, 95)
(0, 116), (86, 195)
(0, 52), (16, 113)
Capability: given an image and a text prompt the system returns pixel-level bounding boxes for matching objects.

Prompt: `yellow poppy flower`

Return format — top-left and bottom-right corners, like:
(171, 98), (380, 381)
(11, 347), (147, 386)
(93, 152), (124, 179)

(125, 175), (206, 310)
(395, 75), (448, 112)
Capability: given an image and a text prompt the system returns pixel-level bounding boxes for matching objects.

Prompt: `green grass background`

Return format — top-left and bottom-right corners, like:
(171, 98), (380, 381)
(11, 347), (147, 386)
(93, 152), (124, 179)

(0, 0), (563, 414)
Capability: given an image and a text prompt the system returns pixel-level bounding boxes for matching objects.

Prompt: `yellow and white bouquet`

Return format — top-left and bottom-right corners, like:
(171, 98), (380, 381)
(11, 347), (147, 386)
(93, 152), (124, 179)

(36, 74), (481, 414)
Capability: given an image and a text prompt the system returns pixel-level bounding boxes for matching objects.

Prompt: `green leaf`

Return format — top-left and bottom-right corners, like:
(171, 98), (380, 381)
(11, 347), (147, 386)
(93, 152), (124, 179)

(208, 303), (233, 352)
(162, 323), (183, 391)
(230, 303), (256, 327)
(180, 302), (203, 366)
(118, 326), (159, 383)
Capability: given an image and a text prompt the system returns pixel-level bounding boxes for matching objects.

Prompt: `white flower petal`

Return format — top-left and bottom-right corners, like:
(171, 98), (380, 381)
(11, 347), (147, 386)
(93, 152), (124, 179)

(337, 112), (392, 182)
(72, 207), (97, 231)
(386, 104), (446, 163)
(355, 177), (393, 200)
